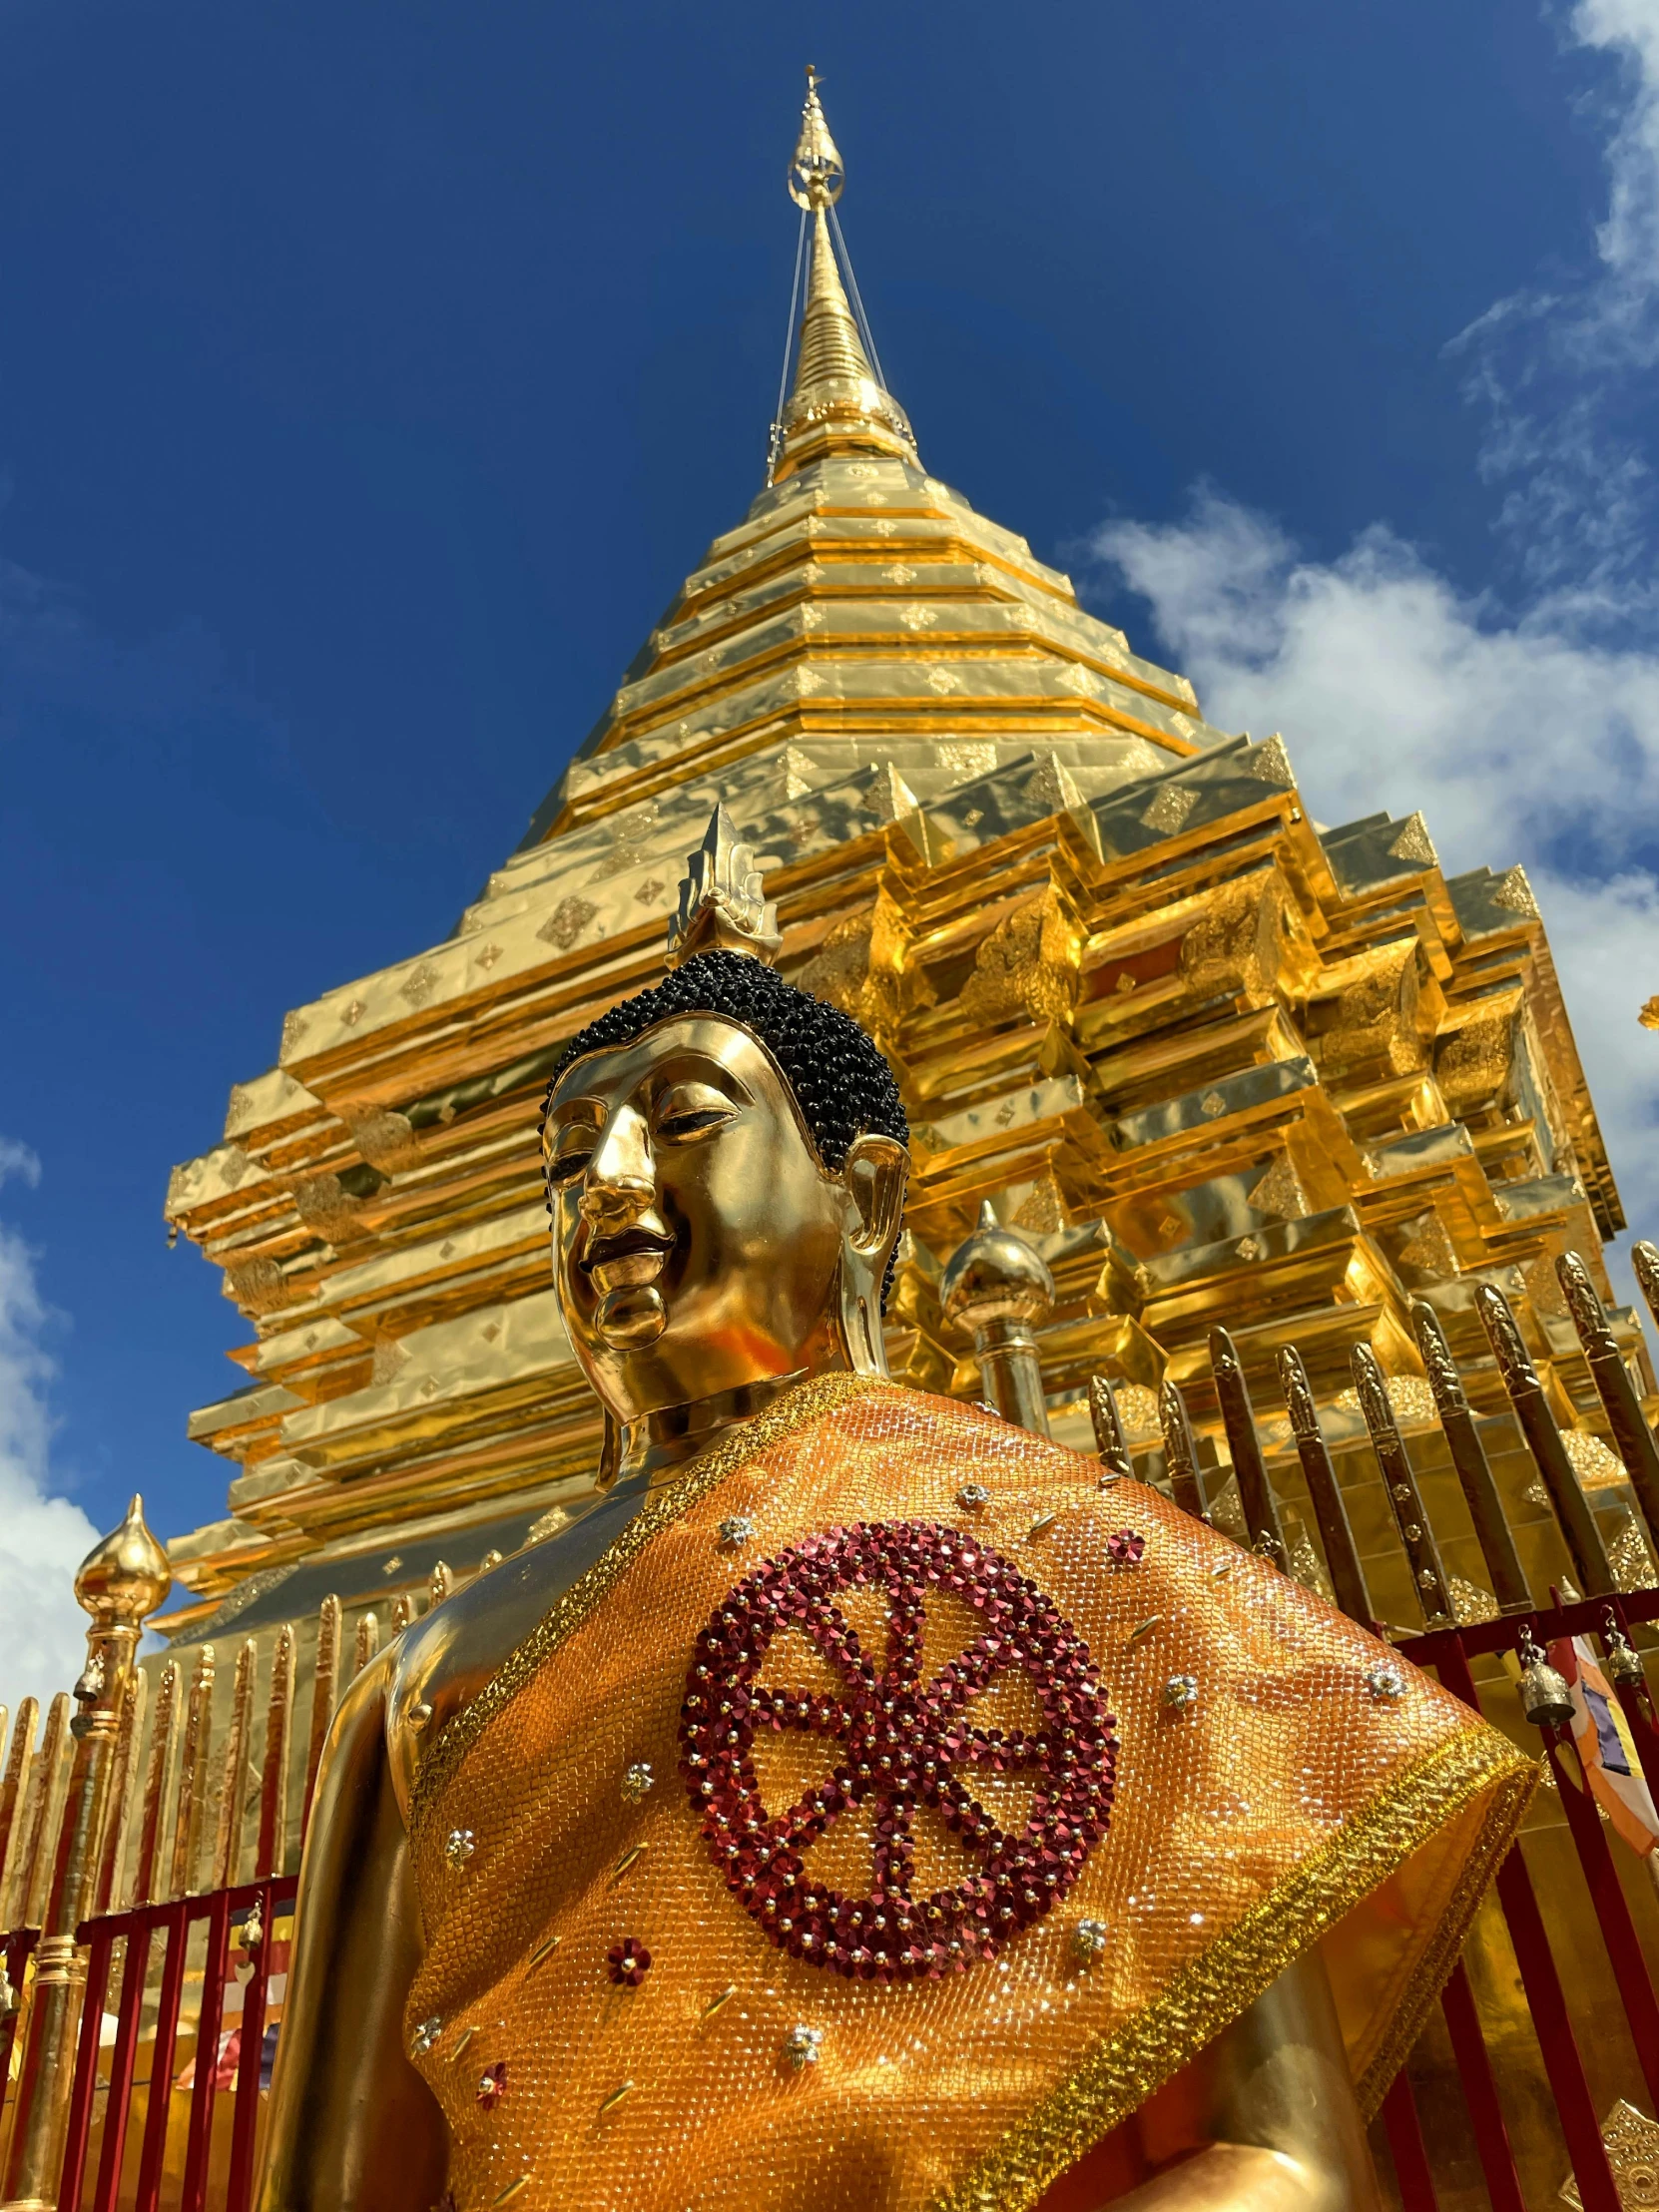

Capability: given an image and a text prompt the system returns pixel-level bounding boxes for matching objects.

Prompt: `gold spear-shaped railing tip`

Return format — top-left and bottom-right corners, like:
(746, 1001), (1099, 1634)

(1555, 1249), (1659, 1562)
(1276, 1345), (1372, 1624)
(1088, 1375), (1133, 1485)
(1350, 1344), (1453, 1627)
(1476, 1281), (1617, 1596)
(1157, 1379), (1207, 1523)
(1555, 1251), (1610, 1345)
(1407, 1299), (1531, 1611)
(1208, 1329), (1287, 1569)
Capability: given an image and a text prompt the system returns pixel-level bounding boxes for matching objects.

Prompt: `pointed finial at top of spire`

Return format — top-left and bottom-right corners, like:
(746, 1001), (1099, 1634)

(789, 66), (844, 210)
(770, 71), (916, 483)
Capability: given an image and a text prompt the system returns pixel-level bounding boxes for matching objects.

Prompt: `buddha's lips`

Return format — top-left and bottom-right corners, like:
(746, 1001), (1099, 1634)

(580, 1224), (675, 1287)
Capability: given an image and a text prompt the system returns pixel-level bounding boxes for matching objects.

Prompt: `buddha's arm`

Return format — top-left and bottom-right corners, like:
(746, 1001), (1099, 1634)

(1109, 1952), (1382, 2211)
(258, 1651), (448, 2212)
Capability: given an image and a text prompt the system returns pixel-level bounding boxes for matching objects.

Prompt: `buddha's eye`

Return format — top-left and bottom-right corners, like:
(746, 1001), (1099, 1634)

(544, 1122), (598, 1184)
(655, 1081), (739, 1145)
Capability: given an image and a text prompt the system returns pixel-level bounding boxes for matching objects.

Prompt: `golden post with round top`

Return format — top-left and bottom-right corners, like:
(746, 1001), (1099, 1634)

(0, 1496), (170, 2211)
(939, 1205), (1055, 1436)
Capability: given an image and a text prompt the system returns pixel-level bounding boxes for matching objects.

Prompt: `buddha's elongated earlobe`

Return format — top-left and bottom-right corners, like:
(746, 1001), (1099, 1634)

(835, 1134), (909, 1376)
(595, 1408), (623, 1491)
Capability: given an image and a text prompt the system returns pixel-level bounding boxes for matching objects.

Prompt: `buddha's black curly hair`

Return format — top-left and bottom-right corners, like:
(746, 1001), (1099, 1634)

(542, 950), (908, 1309)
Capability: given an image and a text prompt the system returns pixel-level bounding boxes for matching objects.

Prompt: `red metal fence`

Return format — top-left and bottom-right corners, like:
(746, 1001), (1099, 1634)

(11, 1611), (1659, 2209)
(49, 1876), (298, 2212)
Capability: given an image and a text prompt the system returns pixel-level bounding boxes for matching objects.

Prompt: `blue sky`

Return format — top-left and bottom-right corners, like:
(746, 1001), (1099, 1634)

(4, 0), (1659, 1694)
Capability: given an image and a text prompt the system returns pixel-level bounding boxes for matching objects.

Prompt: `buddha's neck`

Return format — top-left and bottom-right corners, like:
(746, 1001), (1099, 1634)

(620, 1363), (840, 1487)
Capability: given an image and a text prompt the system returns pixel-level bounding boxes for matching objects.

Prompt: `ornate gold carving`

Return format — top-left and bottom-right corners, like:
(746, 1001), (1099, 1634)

(537, 896), (599, 951)
(1493, 864), (1540, 917)
(224, 1255), (289, 1315)
(1396, 1214), (1459, 1279)
(1612, 1516), (1658, 1593)
(1559, 2097), (1659, 2209)
(1245, 1159), (1304, 1222)
(400, 962), (441, 1009)
(1434, 1006), (1515, 1112)
(961, 888), (1081, 1025)
(349, 1108), (422, 1173)
(1011, 1174), (1068, 1235)
(1387, 814), (1437, 867)
(1141, 784), (1199, 835)
(1244, 734), (1296, 787)
(937, 742), (997, 781)
(292, 1174), (368, 1245)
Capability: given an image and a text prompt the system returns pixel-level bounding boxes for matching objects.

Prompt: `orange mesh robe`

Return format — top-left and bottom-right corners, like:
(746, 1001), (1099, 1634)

(406, 1376), (1532, 2212)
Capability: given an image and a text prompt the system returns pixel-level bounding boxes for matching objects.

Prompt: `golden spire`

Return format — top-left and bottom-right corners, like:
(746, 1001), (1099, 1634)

(771, 68), (916, 482)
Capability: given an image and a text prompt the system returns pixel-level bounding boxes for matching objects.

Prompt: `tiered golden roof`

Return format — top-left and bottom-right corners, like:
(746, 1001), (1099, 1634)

(155, 78), (1637, 1654)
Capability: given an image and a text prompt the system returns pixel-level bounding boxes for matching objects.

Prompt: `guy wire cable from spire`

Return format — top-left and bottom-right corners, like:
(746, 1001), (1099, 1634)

(828, 203), (889, 391)
(767, 206), (811, 483)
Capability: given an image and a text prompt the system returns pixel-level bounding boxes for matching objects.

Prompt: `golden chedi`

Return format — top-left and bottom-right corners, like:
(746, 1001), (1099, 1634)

(258, 808), (1532, 2212)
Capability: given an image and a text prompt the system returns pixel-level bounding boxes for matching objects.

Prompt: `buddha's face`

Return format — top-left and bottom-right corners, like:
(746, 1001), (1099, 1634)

(542, 1013), (906, 1430)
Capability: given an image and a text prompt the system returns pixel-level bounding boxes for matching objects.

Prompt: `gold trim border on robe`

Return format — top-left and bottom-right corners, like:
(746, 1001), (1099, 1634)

(406, 1375), (1533, 2212)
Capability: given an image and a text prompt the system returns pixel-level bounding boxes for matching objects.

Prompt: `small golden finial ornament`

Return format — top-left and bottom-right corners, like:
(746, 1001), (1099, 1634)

(664, 805), (783, 969)
(1639, 994), (1659, 1030)
(789, 66), (844, 210)
(74, 1494), (172, 1630)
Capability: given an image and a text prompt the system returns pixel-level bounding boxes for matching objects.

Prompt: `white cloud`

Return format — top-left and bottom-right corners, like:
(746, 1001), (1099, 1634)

(1085, 3), (1659, 1278)
(0, 1147), (99, 1712)
(1448, 1), (1659, 609)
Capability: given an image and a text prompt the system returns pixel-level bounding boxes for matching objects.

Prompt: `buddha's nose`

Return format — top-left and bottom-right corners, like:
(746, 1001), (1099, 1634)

(580, 1106), (655, 1227)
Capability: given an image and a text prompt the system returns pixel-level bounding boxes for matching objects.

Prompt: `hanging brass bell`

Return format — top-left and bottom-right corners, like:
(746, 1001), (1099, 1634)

(1516, 1631), (1574, 1729)
(1601, 1616), (1647, 1689)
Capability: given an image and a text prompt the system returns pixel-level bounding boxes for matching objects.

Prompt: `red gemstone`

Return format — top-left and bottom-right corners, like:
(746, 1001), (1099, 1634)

(476, 2061), (507, 2110)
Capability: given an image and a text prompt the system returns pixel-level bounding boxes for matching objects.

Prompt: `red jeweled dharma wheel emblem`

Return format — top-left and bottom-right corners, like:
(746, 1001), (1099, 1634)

(679, 1520), (1117, 1982)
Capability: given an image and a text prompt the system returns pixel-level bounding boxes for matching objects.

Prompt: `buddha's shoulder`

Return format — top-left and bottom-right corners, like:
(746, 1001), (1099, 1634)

(385, 1478), (652, 1813)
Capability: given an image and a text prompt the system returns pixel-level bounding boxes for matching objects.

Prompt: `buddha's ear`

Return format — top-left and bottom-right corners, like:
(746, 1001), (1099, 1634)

(841, 1133), (909, 1261)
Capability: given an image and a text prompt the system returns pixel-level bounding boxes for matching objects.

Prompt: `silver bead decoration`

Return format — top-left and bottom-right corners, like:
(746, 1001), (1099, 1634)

(1073, 1918), (1109, 1963)
(784, 2023), (824, 2069)
(409, 2015), (443, 2056)
(1366, 1666), (1405, 1702)
(444, 1827), (476, 1871)
(956, 1482), (991, 1510)
(1163, 1673), (1199, 1712)
(719, 1514), (756, 1546)
(622, 1761), (655, 1804)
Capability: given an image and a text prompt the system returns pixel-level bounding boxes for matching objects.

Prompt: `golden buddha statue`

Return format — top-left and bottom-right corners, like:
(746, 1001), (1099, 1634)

(260, 806), (1531, 2212)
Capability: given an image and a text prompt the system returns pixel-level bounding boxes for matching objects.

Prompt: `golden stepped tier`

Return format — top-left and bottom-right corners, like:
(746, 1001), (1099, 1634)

(159, 669), (1631, 1640)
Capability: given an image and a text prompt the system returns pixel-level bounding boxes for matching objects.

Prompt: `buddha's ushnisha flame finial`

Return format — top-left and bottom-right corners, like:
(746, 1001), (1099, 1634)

(664, 805), (783, 970)
(770, 69), (916, 482)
